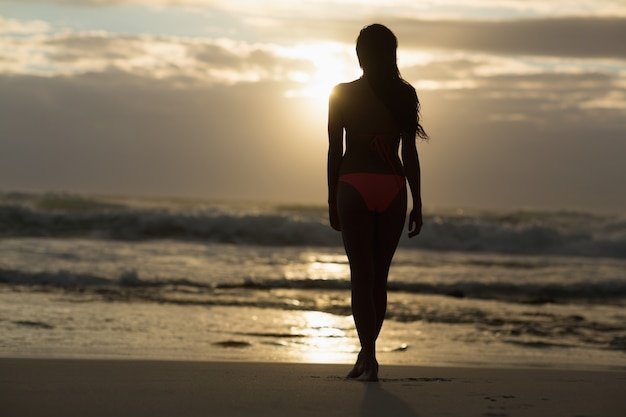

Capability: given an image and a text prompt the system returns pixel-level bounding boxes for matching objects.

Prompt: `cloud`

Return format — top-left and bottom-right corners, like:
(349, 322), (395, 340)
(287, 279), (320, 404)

(0, 16), (50, 34)
(402, 57), (626, 126)
(44, 32), (145, 61)
(1, 29), (316, 85)
(393, 17), (626, 59)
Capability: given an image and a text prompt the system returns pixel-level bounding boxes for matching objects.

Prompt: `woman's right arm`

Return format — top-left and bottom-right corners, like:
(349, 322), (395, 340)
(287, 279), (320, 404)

(327, 85), (344, 231)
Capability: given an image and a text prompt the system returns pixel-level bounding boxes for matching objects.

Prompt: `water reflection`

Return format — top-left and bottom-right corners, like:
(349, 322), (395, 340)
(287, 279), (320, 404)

(283, 256), (349, 281)
(284, 310), (358, 363)
(306, 261), (346, 280)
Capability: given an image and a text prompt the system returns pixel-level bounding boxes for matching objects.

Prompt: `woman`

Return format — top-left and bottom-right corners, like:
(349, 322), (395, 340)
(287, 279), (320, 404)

(327, 24), (428, 381)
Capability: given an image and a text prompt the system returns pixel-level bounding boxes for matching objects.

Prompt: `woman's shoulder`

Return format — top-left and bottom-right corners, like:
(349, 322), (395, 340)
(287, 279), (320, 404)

(332, 78), (365, 93)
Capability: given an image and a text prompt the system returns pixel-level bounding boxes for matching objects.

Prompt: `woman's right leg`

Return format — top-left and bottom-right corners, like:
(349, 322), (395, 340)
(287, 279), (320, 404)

(372, 187), (407, 339)
(337, 181), (378, 381)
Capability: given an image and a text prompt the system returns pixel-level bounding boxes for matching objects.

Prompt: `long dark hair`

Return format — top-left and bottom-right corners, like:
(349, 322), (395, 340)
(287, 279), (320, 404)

(356, 24), (428, 139)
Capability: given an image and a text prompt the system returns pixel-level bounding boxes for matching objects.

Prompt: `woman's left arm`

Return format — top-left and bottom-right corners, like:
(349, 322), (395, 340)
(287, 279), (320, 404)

(401, 133), (422, 237)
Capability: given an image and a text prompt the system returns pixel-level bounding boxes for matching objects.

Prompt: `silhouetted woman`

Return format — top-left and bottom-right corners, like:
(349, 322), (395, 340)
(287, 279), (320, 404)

(327, 24), (428, 381)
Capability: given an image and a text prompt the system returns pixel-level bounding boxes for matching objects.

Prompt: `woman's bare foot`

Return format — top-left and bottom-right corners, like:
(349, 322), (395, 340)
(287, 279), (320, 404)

(347, 352), (378, 381)
(356, 357), (378, 382)
(346, 351), (365, 379)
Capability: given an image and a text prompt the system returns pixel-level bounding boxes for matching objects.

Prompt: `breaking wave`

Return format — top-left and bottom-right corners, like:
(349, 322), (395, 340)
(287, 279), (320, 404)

(1, 191), (625, 258)
(2, 268), (625, 306)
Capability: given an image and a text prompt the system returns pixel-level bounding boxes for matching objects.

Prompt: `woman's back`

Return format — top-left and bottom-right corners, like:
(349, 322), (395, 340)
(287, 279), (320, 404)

(334, 78), (403, 175)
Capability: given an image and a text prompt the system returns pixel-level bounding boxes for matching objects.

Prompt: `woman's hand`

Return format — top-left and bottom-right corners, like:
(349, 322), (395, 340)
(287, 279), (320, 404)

(408, 208), (422, 238)
(329, 202), (341, 231)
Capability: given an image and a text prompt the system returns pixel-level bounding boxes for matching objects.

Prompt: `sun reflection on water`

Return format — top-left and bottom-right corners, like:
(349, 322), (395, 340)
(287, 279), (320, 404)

(282, 255), (349, 281)
(269, 253), (355, 363)
(284, 310), (357, 364)
(306, 261), (346, 280)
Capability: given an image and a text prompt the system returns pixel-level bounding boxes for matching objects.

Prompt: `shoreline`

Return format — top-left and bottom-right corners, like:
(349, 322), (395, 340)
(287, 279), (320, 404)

(1, 352), (625, 373)
(2, 358), (625, 417)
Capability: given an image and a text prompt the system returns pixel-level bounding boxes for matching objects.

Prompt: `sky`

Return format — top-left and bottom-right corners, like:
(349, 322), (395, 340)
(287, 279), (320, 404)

(1, 0), (625, 212)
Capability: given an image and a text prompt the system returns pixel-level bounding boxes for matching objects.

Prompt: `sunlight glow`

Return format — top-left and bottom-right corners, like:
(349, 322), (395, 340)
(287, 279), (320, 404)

(283, 42), (359, 104)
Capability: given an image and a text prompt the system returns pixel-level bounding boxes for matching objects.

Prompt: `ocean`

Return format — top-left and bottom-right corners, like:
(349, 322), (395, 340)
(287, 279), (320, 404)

(1, 191), (625, 370)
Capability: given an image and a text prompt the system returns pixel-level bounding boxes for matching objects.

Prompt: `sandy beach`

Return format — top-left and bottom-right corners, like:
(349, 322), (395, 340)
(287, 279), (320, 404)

(1, 358), (624, 417)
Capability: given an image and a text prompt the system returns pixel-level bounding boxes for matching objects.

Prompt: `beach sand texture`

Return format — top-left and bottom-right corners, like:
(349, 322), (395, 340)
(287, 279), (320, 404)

(1, 358), (624, 417)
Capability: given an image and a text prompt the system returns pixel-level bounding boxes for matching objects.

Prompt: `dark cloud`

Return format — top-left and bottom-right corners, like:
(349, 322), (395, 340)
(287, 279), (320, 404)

(192, 43), (248, 68)
(190, 43), (314, 74)
(404, 61), (626, 130)
(403, 58), (482, 81)
(392, 17), (626, 59)
(45, 33), (144, 62)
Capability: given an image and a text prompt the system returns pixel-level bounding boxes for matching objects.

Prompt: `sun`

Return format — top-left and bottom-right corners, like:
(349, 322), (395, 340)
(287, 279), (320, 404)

(284, 42), (359, 105)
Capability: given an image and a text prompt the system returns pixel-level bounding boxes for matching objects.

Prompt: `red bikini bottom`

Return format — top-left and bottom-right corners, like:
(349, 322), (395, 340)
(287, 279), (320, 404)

(338, 173), (405, 213)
